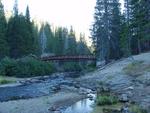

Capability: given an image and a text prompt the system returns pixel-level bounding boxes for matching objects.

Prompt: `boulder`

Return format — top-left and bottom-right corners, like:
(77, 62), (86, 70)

(119, 94), (129, 102)
(87, 95), (94, 100)
(51, 85), (61, 92)
(121, 106), (130, 113)
(48, 106), (57, 111)
(74, 84), (80, 89)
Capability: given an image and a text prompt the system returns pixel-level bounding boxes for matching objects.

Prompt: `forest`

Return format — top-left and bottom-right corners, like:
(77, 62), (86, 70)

(0, 0), (92, 77)
(0, 0), (91, 58)
(0, 0), (150, 113)
(91, 0), (150, 63)
(0, 0), (150, 76)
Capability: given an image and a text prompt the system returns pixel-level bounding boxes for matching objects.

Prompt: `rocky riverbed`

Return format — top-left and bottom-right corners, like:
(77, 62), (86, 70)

(77, 52), (150, 112)
(0, 72), (95, 113)
(0, 52), (150, 113)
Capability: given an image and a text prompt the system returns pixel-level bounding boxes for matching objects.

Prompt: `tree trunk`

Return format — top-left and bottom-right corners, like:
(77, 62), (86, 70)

(137, 38), (141, 54)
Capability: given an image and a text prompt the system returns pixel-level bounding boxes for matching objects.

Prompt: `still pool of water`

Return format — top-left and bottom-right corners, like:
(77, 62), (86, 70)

(63, 94), (96, 113)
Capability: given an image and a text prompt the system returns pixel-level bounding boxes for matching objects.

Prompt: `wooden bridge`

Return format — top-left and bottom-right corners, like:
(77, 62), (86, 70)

(41, 55), (96, 61)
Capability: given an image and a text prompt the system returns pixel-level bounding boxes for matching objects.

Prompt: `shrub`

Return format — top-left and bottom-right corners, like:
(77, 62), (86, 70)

(0, 56), (55, 77)
(0, 57), (19, 76)
(63, 62), (82, 72)
(0, 76), (15, 84)
(96, 94), (118, 106)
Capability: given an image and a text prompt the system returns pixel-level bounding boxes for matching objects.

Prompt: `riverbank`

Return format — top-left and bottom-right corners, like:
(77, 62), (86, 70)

(0, 52), (150, 113)
(0, 91), (85, 113)
(77, 52), (150, 112)
(0, 72), (89, 113)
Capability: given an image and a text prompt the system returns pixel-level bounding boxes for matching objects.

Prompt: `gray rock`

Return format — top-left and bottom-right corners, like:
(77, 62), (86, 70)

(48, 106), (57, 111)
(121, 106), (130, 113)
(125, 86), (134, 90)
(119, 94), (129, 102)
(87, 95), (94, 100)
(74, 84), (80, 89)
(51, 85), (61, 92)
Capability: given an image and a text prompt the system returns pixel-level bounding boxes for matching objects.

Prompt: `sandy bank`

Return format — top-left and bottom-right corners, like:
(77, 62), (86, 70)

(0, 91), (85, 113)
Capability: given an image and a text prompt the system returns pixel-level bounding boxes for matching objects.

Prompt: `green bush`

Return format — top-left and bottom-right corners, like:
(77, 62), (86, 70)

(96, 94), (118, 106)
(0, 57), (55, 77)
(0, 57), (19, 76)
(63, 62), (82, 72)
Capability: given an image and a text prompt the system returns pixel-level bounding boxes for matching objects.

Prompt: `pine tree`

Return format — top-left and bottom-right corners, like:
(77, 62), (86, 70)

(7, 3), (35, 58)
(77, 33), (90, 55)
(120, 14), (129, 57)
(13, 0), (18, 16)
(127, 0), (150, 54)
(54, 27), (65, 55)
(25, 6), (30, 22)
(44, 23), (54, 54)
(91, 0), (122, 62)
(124, 0), (132, 55)
(0, 0), (9, 58)
(66, 26), (77, 55)
(91, 0), (110, 62)
(24, 6), (35, 54)
(109, 0), (121, 59)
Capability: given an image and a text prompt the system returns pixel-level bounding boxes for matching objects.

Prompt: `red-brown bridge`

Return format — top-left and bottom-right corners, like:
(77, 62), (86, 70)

(41, 55), (96, 61)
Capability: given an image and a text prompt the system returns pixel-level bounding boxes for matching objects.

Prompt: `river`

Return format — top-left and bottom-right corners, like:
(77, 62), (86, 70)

(0, 72), (96, 113)
(63, 94), (96, 113)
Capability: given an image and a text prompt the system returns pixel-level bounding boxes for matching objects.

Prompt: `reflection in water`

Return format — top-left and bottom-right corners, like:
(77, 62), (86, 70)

(63, 94), (95, 113)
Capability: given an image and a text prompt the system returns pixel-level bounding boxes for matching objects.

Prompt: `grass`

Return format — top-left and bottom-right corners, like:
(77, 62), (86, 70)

(123, 60), (150, 76)
(93, 92), (148, 113)
(92, 103), (123, 113)
(96, 94), (118, 106)
(130, 105), (148, 113)
(0, 76), (16, 85)
(92, 104), (148, 113)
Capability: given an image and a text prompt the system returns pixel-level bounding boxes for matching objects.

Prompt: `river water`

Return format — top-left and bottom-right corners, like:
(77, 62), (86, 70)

(0, 74), (73, 102)
(63, 94), (96, 113)
(0, 73), (96, 113)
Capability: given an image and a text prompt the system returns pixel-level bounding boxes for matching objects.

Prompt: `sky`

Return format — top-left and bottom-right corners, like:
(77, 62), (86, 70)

(2, 0), (124, 44)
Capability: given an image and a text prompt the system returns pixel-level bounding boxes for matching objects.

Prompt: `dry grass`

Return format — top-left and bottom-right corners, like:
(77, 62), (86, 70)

(0, 76), (16, 85)
(123, 61), (150, 76)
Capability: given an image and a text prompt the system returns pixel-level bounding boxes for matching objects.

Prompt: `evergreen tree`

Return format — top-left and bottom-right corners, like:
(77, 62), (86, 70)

(7, 3), (35, 58)
(13, 0), (18, 16)
(24, 6), (35, 54)
(124, 0), (132, 55)
(66, 26), (77, 55)
(32, 22), (40, 55)
(124, 0), (150, 54)
(44, 23), (54, 54)
(25, 6), (30, 22)
(120, 14), (129, 57)
(62, 28), (69, 55)
(0, 0), (9, 58)
(54, 27), (65, 55)
(109, 0), (121, 59)
(91, 0), (122, 62)
(77, 33), (90, 55)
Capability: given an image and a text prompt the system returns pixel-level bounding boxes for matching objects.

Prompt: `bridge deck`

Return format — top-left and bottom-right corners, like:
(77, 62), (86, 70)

(41, 55), (96, 61)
